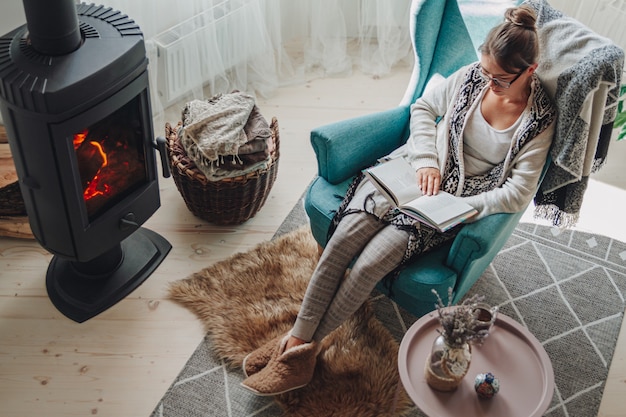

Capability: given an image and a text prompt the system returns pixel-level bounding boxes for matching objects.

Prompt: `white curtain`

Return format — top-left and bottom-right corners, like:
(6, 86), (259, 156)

(98, 0), (626, 123)
(100, 0), (413, 121)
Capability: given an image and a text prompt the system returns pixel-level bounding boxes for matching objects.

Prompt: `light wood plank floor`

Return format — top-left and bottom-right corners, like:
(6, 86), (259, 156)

(1, 64), (625, 417)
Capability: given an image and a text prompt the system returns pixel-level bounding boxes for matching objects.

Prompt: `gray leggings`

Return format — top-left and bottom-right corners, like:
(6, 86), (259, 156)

(291, 209), (409, 342)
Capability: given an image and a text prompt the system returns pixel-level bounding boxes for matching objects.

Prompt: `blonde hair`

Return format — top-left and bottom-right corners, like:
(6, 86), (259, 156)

(479, 5), (539, 74)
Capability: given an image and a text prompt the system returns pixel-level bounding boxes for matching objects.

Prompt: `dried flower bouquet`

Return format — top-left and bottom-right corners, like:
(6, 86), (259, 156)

(432, 288), (487, 348)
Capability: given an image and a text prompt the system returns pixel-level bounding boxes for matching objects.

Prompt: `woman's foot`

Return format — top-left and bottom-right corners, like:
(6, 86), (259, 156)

(241, 339), (318, 396)
(242, 334), (285, 377)
(285, 335), (307, 350)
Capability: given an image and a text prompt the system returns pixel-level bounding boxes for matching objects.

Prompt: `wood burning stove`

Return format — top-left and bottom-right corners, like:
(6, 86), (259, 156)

(0, 1), (172, 322)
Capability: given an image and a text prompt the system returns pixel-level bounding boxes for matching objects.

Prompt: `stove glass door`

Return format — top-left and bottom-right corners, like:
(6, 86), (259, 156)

(72, 96), (148, 220)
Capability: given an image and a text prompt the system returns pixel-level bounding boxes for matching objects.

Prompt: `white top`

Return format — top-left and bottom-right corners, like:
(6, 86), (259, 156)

(463, 94), (522, 177)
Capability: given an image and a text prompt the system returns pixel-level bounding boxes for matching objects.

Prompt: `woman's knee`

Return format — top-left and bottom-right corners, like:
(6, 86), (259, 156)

(330, 211), (382, 243)
(351, 226), (408, 274)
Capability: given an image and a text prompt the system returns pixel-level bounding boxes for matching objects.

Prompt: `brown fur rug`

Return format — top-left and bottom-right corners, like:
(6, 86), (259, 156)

(168, 225), (413, 416)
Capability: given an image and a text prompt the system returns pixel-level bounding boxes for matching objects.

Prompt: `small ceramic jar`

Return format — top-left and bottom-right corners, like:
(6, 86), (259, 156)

(474, 372), (500, 399)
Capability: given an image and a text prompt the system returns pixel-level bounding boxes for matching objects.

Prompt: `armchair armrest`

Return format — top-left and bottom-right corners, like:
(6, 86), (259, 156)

(447, 210), (524, 303)
(311, 105), (410, 184)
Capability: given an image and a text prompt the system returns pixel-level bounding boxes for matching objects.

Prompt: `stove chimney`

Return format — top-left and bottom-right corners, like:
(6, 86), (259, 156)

(23, 0), (82, 56)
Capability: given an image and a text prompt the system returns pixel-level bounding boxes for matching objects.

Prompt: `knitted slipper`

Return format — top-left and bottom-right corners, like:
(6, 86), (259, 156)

(242, 333), (288, 378)
(240, 340), (318, 396)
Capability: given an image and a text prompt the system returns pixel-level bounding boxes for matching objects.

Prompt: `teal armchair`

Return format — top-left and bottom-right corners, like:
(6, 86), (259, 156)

(303, 0), (525, 317)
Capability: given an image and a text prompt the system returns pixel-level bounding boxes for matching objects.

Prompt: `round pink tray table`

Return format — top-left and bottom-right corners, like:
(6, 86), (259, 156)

(398, 311), (554, 417)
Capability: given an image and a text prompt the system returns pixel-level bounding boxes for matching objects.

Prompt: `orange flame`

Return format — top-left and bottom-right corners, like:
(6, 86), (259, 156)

(89, 141), (108, 167)
(73, 130), (88, 149)
(84, 174), (110, 200)
(74, 129), (112, 201)
(83, 140), (110, 200)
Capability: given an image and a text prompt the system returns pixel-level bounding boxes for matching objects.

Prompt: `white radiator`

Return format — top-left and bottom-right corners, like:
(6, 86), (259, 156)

(152, 0), (264, 105)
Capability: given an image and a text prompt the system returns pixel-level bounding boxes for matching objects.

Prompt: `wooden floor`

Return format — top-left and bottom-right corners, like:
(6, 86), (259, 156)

(1, 64), (625, 417)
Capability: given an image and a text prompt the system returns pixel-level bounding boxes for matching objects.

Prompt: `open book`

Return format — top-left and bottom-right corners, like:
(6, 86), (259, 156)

(363, 157), (478, 232)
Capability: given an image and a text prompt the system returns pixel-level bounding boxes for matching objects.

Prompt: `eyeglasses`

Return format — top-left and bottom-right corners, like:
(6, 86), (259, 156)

(479, 67), (526, 89)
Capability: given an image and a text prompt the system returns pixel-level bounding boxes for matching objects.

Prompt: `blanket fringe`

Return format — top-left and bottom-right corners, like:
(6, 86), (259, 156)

(592, 157), (607, 174)
(533, 203), (579, 229)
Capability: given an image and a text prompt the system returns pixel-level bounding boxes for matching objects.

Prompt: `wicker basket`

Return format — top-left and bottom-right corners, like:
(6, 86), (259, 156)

(165, 117), (280, 225)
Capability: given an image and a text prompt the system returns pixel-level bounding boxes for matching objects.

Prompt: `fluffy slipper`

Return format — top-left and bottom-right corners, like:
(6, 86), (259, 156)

(242, 333), (287, 377)
(241, 340), (318, 396)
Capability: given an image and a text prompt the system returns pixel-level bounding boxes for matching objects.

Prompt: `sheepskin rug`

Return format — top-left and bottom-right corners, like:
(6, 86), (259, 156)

(168, 225), (413, 416)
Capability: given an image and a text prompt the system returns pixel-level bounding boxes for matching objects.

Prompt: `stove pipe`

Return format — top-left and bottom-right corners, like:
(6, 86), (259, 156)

(23, 0), (82, 56)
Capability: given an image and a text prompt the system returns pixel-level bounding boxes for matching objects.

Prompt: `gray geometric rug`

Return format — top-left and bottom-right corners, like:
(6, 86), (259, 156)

(471, 222), (626, 417)
(151, 200), (626, 417)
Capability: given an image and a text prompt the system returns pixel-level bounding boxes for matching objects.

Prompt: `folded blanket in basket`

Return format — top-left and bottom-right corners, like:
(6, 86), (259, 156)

(180, 92), (273, 181)
(244, 103), (272, 145)
(216, 138), (272, 171)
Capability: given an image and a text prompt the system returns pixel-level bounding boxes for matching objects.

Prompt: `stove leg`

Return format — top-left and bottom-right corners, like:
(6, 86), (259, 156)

(46, 227), (171, 322)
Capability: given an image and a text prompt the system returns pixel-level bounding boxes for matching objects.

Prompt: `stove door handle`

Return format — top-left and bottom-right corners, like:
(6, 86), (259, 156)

(153, 136), (171, 178)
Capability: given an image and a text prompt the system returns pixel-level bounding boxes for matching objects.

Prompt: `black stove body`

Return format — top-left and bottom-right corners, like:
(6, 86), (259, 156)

(0, 1), (172, 322)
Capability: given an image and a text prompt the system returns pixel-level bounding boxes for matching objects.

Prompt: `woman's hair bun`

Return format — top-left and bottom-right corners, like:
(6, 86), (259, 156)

(505, 4), (537, 30)
(480, 4), (539, 73)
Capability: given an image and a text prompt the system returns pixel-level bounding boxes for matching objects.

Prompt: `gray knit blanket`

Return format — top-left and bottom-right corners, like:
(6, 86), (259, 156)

(181, 92), (272, 181)
(526, 0), (624, 227)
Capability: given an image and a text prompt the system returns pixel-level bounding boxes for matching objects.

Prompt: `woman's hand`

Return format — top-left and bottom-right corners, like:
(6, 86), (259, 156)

(416, 167), (441, 196)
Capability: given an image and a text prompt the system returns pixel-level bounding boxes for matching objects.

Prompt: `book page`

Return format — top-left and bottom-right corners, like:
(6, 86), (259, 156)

(364, 158), (422, 205)
(365, 157), (477, 231)
(401, 192), (477, 228)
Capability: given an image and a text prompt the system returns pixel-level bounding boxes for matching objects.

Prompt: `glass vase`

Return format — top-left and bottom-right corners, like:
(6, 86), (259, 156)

(424, 334), (471, 391)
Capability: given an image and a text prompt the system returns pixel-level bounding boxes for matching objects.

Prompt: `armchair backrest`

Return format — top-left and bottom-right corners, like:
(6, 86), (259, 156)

(400, 0), (478, 106)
